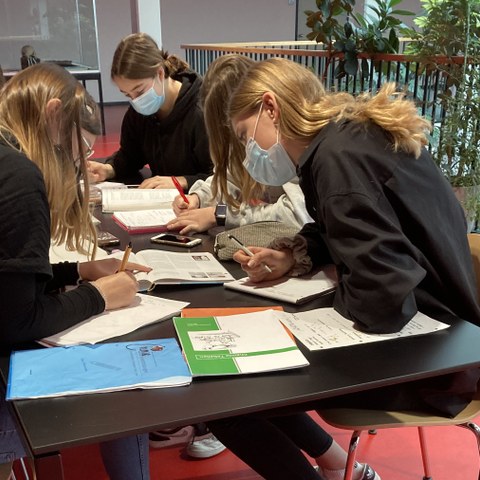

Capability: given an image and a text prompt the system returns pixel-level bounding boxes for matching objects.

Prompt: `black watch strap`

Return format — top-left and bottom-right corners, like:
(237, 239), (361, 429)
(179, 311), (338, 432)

(215, 203), (227, 227)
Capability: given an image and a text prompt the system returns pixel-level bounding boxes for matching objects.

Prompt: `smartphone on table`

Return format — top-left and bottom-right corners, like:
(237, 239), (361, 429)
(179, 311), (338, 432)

(97, 231), (121, 247)
(150, 233), (202, 248)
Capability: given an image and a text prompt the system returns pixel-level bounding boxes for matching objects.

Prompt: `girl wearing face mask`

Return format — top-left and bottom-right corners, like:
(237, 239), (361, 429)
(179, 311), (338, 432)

(88, 33), (213, 190)
(205, 57), (480, 480)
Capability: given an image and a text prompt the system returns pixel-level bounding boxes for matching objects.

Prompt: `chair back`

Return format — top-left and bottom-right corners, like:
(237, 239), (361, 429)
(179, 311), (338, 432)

(467, 233), (480, 302)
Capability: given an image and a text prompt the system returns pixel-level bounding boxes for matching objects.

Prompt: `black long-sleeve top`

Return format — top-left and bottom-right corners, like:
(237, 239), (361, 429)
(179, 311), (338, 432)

(296, 119), (480, 416)
(298, 120), (480, 333)
(0, 143), (104, 349)
(106, 70), (213, 190)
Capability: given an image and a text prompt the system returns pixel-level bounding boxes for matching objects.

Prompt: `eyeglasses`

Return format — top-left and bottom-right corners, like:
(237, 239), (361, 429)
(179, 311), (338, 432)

(81, 134), (95, 160)
(74, 135), (95, 170)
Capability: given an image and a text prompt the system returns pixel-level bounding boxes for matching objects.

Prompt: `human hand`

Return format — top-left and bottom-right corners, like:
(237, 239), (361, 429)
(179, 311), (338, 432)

(87, 161), (114, 182)
(79, 258), (151, 281)
(167, 206), (216, 234)
(233, 247), (295, 282)
(91, 271), (139, 310)
(172, 194), (200, 215)
(139, 176), (187, 189)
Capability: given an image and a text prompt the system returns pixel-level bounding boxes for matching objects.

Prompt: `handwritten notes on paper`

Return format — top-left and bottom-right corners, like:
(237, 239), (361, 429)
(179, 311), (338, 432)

(274, 308), (449, 351)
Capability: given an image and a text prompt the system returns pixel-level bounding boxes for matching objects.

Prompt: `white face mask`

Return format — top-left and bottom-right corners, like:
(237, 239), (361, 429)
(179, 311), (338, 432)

(242, 105), (297, 186)
(130, 76), (165, 115)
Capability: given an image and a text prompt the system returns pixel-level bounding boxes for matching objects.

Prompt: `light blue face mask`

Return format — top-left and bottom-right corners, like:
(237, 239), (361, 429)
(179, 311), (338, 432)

(130, 76), (165, 116)
(243, 105), (297, 186)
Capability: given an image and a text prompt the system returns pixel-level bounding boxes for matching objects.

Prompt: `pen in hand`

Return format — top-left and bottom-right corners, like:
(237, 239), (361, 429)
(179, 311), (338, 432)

(171, 176), (190, 205)
(227, 234), (273, 273)
(119, 242), (132, 272)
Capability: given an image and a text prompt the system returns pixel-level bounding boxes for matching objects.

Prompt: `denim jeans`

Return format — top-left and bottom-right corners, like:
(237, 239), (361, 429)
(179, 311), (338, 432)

(100, 433), (150, 480)
(0, 386), (26, 464)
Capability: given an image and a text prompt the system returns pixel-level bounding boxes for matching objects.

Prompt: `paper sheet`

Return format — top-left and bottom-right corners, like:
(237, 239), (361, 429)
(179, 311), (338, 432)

(40, 294), (189, 346)
(274, 308), (449, 350)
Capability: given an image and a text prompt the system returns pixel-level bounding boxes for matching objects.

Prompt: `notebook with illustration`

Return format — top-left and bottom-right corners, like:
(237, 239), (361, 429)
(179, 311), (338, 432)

(173, 309), (309, 376)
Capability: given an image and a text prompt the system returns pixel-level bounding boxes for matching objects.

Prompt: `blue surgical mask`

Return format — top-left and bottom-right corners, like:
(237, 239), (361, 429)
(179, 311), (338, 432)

(130, 76), (165, 116)
(243, 105), (297, 186)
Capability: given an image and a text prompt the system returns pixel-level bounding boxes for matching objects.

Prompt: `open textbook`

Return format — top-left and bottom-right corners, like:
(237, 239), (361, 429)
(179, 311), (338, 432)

(102, 188), (178, 212)
(113, 209), (176, 234)
(224, 266), (337, 304)
(274, 308), (450, 351)
(7, 338), (192, 400)
(40, 294), (189, 346)
(173, 309), (309, 376)
(111, 249), (235, 290)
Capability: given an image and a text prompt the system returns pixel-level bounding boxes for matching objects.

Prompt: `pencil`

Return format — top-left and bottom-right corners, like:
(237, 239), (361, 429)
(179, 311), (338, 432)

(171, 176), (190, 205)
(119, 242), (132, 272)
(227, 234), (273, 273)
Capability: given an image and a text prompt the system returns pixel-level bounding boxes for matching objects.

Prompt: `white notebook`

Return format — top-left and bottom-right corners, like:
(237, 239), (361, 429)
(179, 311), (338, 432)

(224, 266), (337, 304)
(102, 188), (178, 212)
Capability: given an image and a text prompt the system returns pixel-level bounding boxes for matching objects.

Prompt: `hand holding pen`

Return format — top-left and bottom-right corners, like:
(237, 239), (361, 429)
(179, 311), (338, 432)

(228, 234), (273, 273)
(171, 176), (190, 205)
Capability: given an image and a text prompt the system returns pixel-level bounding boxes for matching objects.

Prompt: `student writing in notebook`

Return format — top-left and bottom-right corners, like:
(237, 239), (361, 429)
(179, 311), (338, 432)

(171, 56), (380, 480)
(167, 54), (312, 235)
(0, 63), (152, 480)
(206, 58), (480, 479)
(87, 33), (213, 190)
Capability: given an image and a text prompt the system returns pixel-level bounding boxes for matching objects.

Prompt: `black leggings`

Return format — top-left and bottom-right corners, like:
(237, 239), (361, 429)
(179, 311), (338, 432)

(208, 412), (332, 480)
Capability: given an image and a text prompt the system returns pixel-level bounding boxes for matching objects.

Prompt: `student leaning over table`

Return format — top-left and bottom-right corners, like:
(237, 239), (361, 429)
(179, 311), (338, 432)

(87, 32), (213, 190)
(167, 54), (312, 235)
(169, 55), (380, 480)
(205, 58), (480, 480)
(0, 63), (153, 480)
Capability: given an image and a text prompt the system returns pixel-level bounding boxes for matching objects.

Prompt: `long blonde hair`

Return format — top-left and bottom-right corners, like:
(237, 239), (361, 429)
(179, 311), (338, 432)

(229, 58), (431, 159)
(111, 33), (189, 80)
(0, 63), (100, 256)
(201, 54), (264, 208)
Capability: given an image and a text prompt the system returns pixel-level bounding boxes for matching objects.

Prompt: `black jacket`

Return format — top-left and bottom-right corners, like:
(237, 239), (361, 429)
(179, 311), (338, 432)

(298, 120), (480, 333)
(296, 119), (480, 417)
(107, 70), (213, 189)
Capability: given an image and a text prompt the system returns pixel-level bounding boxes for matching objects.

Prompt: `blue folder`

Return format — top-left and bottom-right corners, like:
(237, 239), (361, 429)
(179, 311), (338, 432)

(7, 338), (192, 400)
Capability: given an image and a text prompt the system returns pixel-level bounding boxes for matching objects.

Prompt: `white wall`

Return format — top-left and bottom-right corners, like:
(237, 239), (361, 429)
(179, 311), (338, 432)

(95, 0), (133, 103)
(137, 0), (162, 46)
(159, 0), (297, 58)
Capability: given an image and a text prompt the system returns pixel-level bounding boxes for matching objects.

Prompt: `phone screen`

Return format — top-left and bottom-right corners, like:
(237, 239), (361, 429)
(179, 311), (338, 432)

(159, 234), (193, 244)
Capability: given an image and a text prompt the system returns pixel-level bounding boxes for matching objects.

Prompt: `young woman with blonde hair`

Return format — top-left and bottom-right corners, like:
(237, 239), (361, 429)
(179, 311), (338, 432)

(88, 32), (213, 190)
(206, 57), (480, 480)
(168, 54), (311, 234)
(0, 62), (151, 479)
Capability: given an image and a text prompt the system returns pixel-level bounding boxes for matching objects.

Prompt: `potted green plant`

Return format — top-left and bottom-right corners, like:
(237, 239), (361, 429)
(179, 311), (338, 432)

(304, 0), (414, 78)
(406, 0), (480, 226)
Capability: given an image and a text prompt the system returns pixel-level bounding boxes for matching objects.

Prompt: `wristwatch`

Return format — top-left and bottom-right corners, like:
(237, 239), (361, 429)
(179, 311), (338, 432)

(215, 203), (227, 227)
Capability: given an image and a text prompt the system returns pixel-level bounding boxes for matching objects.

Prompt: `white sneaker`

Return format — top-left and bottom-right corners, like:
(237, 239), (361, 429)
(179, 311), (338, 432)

(317, 463), (381, 480)
(149, 426), (194, 449)
(184, 432), (227, 459)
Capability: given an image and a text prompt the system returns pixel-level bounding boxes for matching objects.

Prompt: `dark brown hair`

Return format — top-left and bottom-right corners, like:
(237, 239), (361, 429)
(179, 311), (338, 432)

(111, 33), (189, 80)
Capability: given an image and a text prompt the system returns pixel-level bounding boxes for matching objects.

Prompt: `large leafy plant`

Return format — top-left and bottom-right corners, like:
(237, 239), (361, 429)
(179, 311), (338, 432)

(305, 0), (414, 78)
(406, 0), (480, 195)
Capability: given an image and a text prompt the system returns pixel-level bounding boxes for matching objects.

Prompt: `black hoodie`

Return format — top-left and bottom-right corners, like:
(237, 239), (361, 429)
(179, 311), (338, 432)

(107, 70), (213, 189)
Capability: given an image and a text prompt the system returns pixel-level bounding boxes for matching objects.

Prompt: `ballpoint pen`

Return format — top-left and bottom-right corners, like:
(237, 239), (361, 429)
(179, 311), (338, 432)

(119, 241), (132, 272)
(171, 176), (190, 205)
(227, 234), (273, 273)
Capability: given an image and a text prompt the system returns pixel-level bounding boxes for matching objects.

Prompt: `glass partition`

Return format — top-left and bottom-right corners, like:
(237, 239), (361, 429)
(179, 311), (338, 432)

(0, 0), (98, 71)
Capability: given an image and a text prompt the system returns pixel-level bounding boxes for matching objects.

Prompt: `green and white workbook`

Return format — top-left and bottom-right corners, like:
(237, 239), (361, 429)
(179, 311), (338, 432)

(173, 310), (309, 376)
